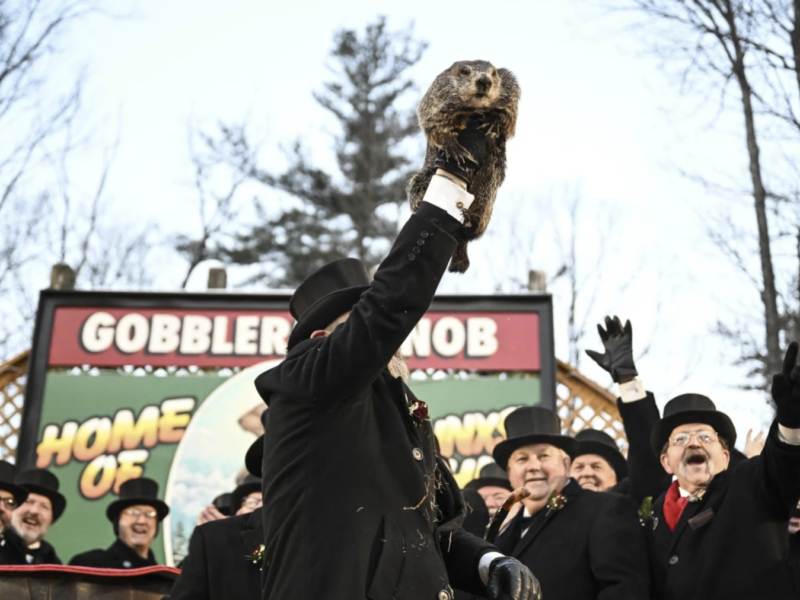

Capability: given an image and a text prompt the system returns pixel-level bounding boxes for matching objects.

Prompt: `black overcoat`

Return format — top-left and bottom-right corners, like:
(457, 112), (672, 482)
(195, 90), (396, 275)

(647, 422), (800, 600)
(493, 479), (650, 600)
(69, 538), (158, 569)
(166, 511), (263, 600)
(0, 527), (60, 565)
(254, 202), (497, 600)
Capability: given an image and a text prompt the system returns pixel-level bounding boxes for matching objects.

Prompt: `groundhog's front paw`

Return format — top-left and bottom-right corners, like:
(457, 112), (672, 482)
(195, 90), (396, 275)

(443, 137), (476, 167)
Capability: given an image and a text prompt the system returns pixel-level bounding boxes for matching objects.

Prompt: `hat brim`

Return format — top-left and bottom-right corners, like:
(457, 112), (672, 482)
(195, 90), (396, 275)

(22, 484), (66, 522)
(231, 482), (262, 515)
(464, 477), (513, 492)
(245, 435), (264, 478)
(493, 434), (578, 469)
(106, 498), (169, 523)
(0, 483), (28, 509)
(651, 409), (737, 456)
(288, 286), (370, 350)
(574, 441), (628, 480)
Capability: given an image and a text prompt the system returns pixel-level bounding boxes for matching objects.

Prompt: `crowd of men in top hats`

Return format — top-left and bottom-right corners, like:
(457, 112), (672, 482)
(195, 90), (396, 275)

(3, 113), (800, 600)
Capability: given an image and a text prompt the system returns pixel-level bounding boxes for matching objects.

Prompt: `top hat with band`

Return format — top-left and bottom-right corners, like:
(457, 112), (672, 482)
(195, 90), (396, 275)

(650, 393), (737, 456)
(287, 258), (371, 350)
(106, 478), (169, 523)
(493, 406), (578, 468)
(0, 460), (27, 508)
(16, 469), (66, 522)
(574, 429), (628, 481)
(464, 462), (513, 492)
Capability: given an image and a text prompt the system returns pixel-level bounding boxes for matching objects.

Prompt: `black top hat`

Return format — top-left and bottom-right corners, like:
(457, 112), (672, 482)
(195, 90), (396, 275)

(0, 460), (27, 508)
(106, 478), (169, 523)
(574, 429), (628, 481)
(16, 469), (66, 521)
(213, 492), (233, 517)
(650, 393), (737, 456)
(245, 409), (268, 478)
(288, 258), (371, 349)
(231, 474), (262, 515)
(465, 462), (513, 492)
(493, 406), (578, 468)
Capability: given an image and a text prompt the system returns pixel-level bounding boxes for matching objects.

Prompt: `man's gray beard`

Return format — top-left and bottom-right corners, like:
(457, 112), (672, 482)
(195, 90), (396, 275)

(388, 351), (409, 382)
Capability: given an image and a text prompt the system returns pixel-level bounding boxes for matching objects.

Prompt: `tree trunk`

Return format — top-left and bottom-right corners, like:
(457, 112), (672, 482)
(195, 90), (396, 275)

(793, 1), (800, 98)
(731, 35), (783, 377)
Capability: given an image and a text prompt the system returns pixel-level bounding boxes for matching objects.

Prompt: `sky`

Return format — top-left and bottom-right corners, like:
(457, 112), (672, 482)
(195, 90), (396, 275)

(35, 0), (789, 442)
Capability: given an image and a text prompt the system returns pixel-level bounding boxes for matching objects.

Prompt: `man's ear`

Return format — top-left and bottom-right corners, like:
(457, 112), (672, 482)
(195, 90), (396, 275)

(660, 453), (674, 475)
(310, 330), (329, 340)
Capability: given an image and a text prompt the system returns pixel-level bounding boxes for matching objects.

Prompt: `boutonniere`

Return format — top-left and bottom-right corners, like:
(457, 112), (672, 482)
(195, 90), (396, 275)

(688, 488), (707, 503)
(546, 491), (567, 513)
(247, 544), (265, 568)
(408, 398), (429, 426)
(638, 496), (653, 526)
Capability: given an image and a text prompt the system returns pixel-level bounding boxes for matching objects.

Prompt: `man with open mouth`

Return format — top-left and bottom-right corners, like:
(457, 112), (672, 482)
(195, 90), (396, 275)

(589, 316), (800, 600)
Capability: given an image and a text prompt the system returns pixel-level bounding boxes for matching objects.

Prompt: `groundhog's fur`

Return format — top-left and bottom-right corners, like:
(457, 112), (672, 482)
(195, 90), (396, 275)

(407, 60), (520, 273)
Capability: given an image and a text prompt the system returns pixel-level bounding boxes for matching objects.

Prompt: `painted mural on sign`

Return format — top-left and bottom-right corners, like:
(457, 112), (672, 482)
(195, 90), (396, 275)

(20, 291), (554, 566)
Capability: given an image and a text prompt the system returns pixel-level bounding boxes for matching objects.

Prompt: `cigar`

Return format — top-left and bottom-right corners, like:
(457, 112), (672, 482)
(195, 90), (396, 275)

(484, 487), (531, 543)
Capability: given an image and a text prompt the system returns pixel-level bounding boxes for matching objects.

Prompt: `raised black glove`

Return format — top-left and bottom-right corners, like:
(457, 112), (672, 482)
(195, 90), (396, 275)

(585, 315), (638, 383)
(486, 556), (541, 600)
(433, 115), (493, 186)
(772, 342), (800, 428)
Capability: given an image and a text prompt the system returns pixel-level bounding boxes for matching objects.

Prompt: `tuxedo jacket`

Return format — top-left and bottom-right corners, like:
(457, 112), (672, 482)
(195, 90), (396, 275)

(254, 202), (496, 600)
(647, 422), (800, 600)
(0, 527), (60, 565)
(493, 480), (650, 600)
(69, 538), (157, 569)
(166, 511), (263, 600)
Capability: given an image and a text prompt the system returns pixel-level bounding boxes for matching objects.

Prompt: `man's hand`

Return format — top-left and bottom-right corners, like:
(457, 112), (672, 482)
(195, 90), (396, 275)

(433, 115), (493, 187)
(585, 316), (638, 383)
(486, 556), (541, 600)
(744, 429), (766, 458)
(197, 504), (226, 525)
(772, 342), (800, 428)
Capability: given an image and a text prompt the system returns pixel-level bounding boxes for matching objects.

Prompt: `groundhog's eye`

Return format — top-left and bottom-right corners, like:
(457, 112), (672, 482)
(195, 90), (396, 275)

(460, 67), (470, 76)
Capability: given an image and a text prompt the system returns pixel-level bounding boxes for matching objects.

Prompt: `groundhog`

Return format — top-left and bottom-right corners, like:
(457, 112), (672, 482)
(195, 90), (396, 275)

(407, 60), (520, 273)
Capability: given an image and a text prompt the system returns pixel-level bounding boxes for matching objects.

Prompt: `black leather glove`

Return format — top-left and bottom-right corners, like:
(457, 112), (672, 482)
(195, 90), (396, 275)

(585, 315), (638, 383)
(772, 342), (800, 428)
(486, 556), (541, 600)
(433, 115), (493, 186)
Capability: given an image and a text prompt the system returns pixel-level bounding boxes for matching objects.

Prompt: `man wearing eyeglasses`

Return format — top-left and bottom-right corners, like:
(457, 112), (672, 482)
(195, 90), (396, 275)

(69, 477), (169, 569)
(588, 316), (800, 600)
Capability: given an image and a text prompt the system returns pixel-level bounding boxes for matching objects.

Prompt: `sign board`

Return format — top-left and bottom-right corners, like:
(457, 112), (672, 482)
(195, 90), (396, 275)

(20, 290), (554, 566)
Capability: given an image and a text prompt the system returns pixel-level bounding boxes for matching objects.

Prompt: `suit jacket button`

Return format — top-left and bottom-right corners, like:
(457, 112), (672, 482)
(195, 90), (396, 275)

(417, 239), (425, 245)
(438, 591), (451, 600)
(408, 254), (416, 261)
(669, 555), (679, 565)
(412, 246), (421, 254)
(412, 448), (423, 461)
(421, 231), (429, 238)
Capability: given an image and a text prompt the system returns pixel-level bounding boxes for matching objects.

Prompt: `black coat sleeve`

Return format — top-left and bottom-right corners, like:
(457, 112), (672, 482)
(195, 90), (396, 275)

(750, 421), (800, 519)
(257, 202), (460, 406)
(589, 494), (651, 600)
(441, 528), (496, 595)
(167, 525), (210, 600)
(617, 393), (671, 502)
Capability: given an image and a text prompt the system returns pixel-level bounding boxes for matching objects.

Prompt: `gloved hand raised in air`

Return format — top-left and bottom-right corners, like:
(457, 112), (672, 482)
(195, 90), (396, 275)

(585, 315), (638, 384)
(772, 342), (800, 428)
(433, 115), (494, 187)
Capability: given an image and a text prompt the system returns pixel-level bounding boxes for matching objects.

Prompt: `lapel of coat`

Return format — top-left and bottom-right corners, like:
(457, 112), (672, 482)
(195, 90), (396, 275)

(240, 510), (263, 558)
(665, 472), (725, 554)
(381, 371), (421, 446)
(512, 479), (582, 557)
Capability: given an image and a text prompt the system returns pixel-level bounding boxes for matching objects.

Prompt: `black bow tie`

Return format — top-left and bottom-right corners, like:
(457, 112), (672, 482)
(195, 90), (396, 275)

(518, 515), (534, 533)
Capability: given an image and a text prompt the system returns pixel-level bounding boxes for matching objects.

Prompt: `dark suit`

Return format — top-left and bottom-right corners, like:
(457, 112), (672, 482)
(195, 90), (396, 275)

(69, 539), (157, 569)
(255, 202), (496, 600)
(648, 422), (800, 600)
(166, 511), (262, 600)
(0, 527), (61, 565)
(493, 479), (649, 600)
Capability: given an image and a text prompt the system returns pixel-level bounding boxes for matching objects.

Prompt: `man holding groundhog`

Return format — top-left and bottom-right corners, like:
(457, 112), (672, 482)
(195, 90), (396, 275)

(254, 120), (539, 600)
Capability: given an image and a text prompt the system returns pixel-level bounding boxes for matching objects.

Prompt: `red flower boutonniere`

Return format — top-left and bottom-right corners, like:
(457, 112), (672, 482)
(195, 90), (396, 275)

(408, 398), (429, 426)
(546, 492), (568, 513)
(247, 544), (265, 569)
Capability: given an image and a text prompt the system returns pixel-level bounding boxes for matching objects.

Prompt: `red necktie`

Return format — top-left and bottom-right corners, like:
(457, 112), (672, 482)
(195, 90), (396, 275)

(663, 481), (689, 531)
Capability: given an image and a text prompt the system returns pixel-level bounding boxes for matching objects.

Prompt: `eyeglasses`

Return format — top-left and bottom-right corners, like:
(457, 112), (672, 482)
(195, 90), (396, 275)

(241, 497), (263, 510)
(669, 430), (718, 446)
(0, 497), (15, 509)
(122, 508), (157, 520)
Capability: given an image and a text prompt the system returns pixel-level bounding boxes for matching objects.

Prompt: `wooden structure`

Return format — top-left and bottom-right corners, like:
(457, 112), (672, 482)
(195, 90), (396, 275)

(556, 358), (627, 452)
(0, 350), (27, 462)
